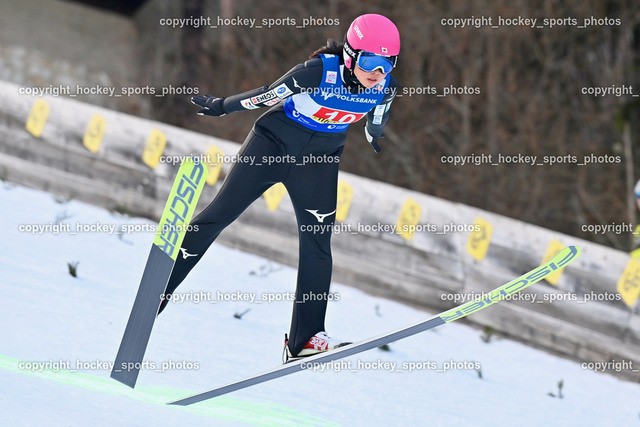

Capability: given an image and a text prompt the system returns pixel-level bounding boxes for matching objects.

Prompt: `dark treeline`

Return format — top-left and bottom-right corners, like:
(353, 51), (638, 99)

(143, 0), (640, 251)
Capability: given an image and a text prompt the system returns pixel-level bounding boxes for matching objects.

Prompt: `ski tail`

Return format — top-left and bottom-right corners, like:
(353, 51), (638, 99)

(168, 245), (581, 405)
(111, 158), (208, 388)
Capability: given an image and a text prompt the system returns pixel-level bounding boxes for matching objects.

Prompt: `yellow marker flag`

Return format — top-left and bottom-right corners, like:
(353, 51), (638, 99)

(617, 257), (640, 307)
(143, 129), (167, 169)
(541, 240), (566, 285)
(396, 198), (422, 241)
(466, 217), (493, 261)
(83, 114), (106, 153)
(336, 180), (353, 222)
(25, 98), (50, 137)
(205, 145), (224, 186)
(263, 183), (287, 211)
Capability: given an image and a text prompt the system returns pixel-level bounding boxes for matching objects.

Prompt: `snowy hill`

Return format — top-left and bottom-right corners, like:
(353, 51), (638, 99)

(1, 182), (638, 426)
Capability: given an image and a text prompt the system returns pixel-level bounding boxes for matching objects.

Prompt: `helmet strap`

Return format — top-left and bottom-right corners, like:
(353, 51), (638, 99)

(342, 37), (358, 72)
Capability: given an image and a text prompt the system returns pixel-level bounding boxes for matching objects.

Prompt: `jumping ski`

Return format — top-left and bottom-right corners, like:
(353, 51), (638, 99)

(168, 245), (581, 405)
(111, 158), (208, 388)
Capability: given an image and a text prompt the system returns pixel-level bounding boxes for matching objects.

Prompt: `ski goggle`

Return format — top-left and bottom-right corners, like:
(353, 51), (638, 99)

(356, 51), (397, 73)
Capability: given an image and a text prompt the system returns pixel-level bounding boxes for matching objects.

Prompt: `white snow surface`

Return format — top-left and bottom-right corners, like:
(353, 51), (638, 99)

(1, 182), (638, 426)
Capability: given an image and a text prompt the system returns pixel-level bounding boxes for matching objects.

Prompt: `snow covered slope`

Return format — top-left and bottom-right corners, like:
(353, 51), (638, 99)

(1, 182), (638, 426)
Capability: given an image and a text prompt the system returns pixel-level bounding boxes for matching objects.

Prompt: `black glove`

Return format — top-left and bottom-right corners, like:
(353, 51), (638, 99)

(364, 126), (383, 153)
(191, 95), (226, 116)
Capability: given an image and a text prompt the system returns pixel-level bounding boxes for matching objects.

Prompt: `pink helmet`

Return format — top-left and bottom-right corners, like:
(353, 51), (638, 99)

(343, 14), (400, 72)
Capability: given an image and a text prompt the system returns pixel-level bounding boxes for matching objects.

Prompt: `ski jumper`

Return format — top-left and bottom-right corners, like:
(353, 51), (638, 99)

(162, 53), (397, 356)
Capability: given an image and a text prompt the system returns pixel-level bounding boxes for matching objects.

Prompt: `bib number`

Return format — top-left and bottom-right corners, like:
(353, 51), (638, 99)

(314, 107), (365, 124)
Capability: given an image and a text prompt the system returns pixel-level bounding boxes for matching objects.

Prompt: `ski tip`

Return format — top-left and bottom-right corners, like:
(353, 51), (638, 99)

(561, 245), (582, 260)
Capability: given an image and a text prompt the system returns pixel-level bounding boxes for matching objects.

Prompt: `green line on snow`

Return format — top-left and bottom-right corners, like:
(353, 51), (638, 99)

(0, 354), (338, 426)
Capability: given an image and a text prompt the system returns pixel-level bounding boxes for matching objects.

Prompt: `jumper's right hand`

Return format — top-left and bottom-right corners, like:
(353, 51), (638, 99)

(191, 95), (226, 116)
(364, 126), (383, 153)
